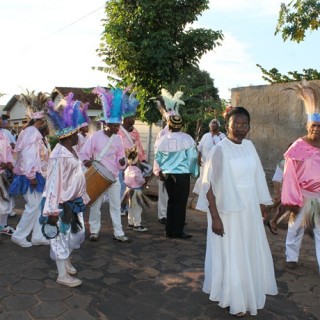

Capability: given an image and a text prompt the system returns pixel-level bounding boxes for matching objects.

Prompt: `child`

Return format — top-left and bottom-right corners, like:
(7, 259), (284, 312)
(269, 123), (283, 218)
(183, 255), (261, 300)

(122, 145), (152, 232)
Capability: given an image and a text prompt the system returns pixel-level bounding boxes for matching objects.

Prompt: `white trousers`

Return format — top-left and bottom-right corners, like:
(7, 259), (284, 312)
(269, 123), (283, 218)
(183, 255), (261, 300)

(89, 178), (124, 237)
(13, 190), (46, 243)
(157, 180), (168, 219)
(0, 197), (13, 227)
(128, 191), (143, 227)
(50, 213), (85, 261)
(286, 198), (320, 272)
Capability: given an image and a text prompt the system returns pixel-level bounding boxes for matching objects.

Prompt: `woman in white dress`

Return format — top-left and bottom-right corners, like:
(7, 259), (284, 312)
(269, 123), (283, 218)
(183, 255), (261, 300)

(197, 106), (278, 317)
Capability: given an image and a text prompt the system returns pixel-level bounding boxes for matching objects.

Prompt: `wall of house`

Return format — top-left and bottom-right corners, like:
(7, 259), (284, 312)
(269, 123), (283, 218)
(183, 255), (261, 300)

(133, 120), (162, 163)
(231, 80), (320, 183)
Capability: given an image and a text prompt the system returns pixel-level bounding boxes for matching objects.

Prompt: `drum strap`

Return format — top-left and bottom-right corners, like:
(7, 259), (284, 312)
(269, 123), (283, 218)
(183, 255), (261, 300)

(96, 134), (115, 162)
(120, 125), (134, 147)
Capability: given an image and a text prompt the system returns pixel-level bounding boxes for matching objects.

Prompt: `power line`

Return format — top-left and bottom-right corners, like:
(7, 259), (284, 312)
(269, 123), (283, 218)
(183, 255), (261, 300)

(15, 5), (105, 56)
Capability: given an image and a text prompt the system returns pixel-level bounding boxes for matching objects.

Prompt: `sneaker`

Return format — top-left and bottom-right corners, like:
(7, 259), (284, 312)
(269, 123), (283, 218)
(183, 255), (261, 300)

(65, 260), (77, 275)
(0, 225), (15, 236)
(89, 233), (99, 241)
(113, 235), (131, 242)
(133, 225), (148, 232)
(11, 236), (32, 248)
(57, 274), (82, 287)
(158, 218), (167, 225)
(127, 224), (134, 229)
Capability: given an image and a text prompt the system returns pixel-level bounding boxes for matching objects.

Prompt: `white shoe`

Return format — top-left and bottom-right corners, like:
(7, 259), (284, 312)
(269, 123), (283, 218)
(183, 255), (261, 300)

(57, 274), (82, 287)
(31, 239), (50, 246)
(65, 259), (77, 275)
(12, 236), (32, 248)
(113, 234), (131, 242)
(9, 210), (17, 217)
(89, 233), (99, 241)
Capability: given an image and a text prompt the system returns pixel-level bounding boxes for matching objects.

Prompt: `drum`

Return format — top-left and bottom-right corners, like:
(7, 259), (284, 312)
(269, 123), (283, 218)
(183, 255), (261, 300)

(85, 160), (116, 205)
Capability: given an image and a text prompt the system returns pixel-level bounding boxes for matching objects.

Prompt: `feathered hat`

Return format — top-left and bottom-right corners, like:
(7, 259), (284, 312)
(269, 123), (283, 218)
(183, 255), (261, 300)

(122, 91), (140, 119)
(46, 92), (80, 139)
(20, 90), (50, 120)
(157, 89), (185, 120)
(78, 102), (91, 128)
(285, 80), (320, 122)
(92, 87), (123, 124)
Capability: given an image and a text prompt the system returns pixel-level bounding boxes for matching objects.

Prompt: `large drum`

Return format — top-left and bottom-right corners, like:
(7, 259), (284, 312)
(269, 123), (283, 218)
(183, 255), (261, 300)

(85, 160), (115, 205)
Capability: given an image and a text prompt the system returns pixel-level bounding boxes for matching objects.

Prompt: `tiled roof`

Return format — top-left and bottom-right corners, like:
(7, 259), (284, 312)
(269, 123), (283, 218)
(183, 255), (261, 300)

(51, 87), (105, 110)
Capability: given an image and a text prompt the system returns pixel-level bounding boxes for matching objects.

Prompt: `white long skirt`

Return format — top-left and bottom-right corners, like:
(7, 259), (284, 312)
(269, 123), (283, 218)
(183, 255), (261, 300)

(203, 185), (278, 316)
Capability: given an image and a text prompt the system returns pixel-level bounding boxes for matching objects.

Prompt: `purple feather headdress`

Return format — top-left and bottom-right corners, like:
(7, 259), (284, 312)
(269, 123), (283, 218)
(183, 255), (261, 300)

(46, 92), (81, 139)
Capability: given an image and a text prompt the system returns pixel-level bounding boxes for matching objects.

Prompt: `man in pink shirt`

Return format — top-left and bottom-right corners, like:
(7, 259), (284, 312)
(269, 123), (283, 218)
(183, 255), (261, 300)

(281, 81), (320, 272)
(80, 87), (130, 243)
(0, 116), (15, 236)
(10, 92), (50, 248)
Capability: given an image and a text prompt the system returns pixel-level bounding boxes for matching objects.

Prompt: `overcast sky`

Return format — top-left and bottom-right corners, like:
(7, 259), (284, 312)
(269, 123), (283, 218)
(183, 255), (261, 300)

(0, 0), (319, 105)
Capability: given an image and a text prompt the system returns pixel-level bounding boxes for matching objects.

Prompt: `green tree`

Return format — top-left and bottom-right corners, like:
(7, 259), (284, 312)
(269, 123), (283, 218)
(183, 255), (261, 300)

(256, 64), (320, 83)
(97, 0), (223, 123)
(275, 0), (320, 42)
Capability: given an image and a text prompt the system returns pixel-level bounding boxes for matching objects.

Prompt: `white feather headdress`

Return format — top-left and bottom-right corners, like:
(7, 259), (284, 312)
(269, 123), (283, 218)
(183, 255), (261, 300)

(157, 89), (185, 119)
(285, 80), (320, 122)
(20, 90), (50, 120)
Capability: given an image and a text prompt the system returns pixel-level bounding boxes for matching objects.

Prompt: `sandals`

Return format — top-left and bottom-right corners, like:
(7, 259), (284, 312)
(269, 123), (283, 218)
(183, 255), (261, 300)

(266, 220), (278, 235)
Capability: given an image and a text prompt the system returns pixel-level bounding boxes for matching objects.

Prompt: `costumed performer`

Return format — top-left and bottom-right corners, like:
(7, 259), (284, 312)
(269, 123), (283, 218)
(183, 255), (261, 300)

(281, 81), (320, 272)
(0, 116), (15, 236)
(10, 91), (50, 247)
(80, 87), (129, 243)
(123, 145), (150, 232)
(118, 89), (152, 215)
(153, 89), (185, 225)
(155, 114), (199, 239)
(41, 93), (89, 287)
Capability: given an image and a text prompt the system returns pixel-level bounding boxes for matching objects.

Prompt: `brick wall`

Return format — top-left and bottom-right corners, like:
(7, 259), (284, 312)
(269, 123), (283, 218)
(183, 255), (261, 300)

(231, 80), (320, 184)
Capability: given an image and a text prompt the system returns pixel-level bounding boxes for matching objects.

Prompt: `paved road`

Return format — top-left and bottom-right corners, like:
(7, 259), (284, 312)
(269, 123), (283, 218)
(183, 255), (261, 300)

(0, 196), (319, 320)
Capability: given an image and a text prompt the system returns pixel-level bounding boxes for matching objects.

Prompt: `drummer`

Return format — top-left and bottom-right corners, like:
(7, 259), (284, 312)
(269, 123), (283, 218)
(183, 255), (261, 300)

(80, 87), (130, 243)
(118, 91), (152, 215)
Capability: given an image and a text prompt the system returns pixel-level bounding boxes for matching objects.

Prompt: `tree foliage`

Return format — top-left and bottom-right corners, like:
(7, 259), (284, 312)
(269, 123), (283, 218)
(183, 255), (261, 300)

(256, 64), (320, 84)
(97, 0), (223, 123)
(275, 0), (320, 42)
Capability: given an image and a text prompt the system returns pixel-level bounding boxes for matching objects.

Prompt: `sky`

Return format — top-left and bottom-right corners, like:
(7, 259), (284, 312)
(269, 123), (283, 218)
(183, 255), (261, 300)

(0, 0), (319, 106)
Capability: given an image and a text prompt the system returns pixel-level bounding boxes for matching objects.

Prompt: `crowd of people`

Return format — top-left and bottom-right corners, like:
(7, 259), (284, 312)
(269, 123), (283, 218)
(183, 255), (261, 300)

(1, 81), (320, 317)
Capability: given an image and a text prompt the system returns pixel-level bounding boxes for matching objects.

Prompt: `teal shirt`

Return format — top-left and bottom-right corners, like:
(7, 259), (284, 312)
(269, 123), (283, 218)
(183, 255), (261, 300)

(155, 147), (199, 177)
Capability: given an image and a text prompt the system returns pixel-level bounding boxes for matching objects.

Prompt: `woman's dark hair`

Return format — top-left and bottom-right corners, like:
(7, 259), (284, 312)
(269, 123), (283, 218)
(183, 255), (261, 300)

(225, 106), (250, 125)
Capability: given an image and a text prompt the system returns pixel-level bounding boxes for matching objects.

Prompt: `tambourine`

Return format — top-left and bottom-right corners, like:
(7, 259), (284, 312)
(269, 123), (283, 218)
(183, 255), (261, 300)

(41, 222), (59, 240)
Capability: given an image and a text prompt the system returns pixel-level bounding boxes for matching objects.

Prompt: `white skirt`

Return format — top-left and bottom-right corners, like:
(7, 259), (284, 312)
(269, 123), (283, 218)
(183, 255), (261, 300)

(203, 185), (278, 316)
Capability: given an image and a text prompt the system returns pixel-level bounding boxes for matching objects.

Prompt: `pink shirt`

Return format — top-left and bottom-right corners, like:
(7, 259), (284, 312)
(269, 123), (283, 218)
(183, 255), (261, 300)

(282, 138), (320, 207)
(13, 126), (43, 179)
(80, 130), (125, 179)
(43, 144), (89, 216)
(0, 129), (14, 174)
(118, 125), (146, 161)
(124, 165), (145, 188)
(75, 132), (88, 154)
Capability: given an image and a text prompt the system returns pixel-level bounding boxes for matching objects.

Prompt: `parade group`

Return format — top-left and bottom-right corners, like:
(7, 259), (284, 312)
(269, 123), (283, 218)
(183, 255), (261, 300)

(0, 81), (320, 318)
